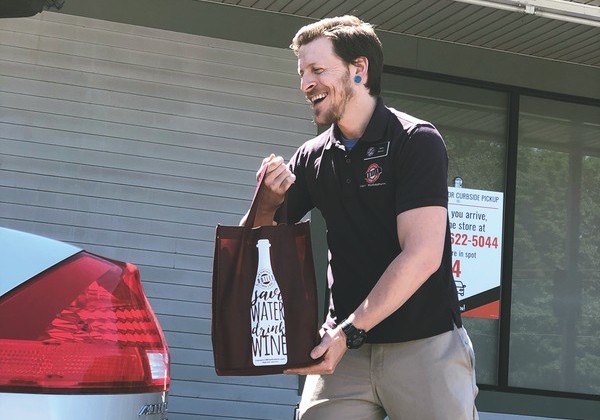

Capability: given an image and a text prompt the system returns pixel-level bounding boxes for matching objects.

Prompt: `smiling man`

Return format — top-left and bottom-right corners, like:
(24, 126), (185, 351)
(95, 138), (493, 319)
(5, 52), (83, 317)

(245, 15), (479, 420)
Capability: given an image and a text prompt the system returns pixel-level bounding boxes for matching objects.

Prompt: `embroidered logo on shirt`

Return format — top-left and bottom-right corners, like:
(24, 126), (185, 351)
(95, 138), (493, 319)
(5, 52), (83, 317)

(364, 141), (389, 160)
(365, 163), (383, 184)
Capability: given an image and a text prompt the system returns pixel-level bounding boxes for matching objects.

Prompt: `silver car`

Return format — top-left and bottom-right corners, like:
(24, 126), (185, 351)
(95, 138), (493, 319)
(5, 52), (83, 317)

(0, 227), (170, 419)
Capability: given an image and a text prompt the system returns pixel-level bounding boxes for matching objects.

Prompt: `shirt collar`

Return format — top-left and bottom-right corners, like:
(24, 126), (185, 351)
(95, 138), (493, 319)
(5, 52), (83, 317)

(324, 96), (389, 150)
(358, 96), (390, 144)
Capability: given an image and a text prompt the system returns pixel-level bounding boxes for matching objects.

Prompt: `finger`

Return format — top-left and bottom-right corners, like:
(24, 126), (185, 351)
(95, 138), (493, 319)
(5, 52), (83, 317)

(284, 360), (328, 375)
(262, 153), (276, 165)
(266, 156), (285, 173)
(265, 161), (288, 186)
(257, 154), (276, 180)
(283, 172), (296, 186)
(272, 170), (295, 193)
(285, 360), (336, 376)
(259, 157), (285, 183)
(309, 341), (328, 360)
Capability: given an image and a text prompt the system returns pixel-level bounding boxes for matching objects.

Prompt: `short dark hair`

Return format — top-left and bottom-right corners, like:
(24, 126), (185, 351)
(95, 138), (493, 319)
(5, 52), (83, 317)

(290, 15), (383, 96)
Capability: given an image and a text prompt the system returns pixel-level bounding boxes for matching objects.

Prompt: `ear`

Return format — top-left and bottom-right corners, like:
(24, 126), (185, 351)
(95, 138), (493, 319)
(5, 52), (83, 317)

(352, 56), (369, 84)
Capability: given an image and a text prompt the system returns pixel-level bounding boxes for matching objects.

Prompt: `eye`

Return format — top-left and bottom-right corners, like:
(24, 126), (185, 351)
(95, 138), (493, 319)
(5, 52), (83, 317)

(313, 68), (324, 74)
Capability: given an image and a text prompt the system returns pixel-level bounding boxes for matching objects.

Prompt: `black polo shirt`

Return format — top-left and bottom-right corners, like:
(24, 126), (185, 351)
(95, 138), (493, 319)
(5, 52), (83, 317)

(282, 97), (462, 343)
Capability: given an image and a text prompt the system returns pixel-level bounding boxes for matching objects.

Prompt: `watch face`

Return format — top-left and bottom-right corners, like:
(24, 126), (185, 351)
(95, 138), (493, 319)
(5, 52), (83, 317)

(348, 335), (365, 348)
(345, 327), (367, 349)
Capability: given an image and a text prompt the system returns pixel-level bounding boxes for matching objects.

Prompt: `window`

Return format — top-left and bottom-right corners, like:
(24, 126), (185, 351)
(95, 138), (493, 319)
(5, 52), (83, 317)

(511, 96), (600, 395)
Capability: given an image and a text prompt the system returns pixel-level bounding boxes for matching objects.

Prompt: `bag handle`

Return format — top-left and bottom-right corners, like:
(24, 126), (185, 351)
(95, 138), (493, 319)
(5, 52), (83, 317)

(244, 165), (289, 227)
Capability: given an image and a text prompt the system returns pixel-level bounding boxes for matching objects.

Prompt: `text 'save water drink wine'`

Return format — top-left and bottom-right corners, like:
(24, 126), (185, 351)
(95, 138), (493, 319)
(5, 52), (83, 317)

(250, 239), (288, 366)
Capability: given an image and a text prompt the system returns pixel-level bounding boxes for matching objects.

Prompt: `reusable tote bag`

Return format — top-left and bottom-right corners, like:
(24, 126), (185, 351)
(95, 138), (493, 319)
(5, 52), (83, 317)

(211, 169), (320, 375)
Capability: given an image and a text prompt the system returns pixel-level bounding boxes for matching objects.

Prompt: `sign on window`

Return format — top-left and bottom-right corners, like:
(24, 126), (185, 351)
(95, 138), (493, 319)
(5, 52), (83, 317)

(448, 187), (504, 319)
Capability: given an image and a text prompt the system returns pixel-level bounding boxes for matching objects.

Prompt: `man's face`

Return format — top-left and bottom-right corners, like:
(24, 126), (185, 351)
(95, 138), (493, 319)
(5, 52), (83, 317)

(297, 37), (354, 126)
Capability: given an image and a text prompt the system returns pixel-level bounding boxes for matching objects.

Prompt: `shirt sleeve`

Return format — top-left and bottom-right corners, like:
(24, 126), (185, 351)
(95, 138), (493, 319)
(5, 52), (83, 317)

(395, 125), (449, 215)
(274, 145), (315, 224)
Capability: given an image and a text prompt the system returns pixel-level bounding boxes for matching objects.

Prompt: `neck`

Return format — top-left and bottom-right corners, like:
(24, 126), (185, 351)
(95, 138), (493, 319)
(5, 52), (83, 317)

(337, 94), (377, 140)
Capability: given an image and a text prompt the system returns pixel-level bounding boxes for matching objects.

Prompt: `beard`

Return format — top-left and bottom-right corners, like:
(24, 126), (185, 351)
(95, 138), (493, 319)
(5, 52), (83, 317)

(313, 70), (354, 126)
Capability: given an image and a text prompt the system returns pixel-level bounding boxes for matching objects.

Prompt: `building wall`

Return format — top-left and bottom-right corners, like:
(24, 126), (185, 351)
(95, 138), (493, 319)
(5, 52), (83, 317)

(0, 12), (315, 419)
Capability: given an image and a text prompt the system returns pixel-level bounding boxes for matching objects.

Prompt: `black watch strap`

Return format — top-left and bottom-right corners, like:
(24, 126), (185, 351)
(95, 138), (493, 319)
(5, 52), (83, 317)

(340, 319), (367, 349)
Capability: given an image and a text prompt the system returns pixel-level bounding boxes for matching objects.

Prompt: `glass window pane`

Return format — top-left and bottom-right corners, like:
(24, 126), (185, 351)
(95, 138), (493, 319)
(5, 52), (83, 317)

(382, 74), (508, 385)
(511, 96), (600, 395)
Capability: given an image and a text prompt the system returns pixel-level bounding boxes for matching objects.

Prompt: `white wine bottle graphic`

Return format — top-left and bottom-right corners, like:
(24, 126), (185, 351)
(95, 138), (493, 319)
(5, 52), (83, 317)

(250, 239), (287, 366)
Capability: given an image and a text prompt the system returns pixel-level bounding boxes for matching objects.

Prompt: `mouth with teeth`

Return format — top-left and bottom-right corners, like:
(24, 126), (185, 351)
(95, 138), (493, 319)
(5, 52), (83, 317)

(308, 93), (328, 106)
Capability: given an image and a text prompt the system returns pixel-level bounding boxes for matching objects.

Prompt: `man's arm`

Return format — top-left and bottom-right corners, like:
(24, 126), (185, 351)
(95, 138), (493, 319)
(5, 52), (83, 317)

(347, 205), (447, 331)
(285, 205), (447, 375)
(240, 154), (296, 227)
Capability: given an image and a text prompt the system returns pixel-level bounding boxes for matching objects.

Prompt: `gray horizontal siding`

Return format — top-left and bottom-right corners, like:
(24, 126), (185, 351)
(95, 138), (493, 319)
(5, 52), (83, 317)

(0, 11), (314, 420)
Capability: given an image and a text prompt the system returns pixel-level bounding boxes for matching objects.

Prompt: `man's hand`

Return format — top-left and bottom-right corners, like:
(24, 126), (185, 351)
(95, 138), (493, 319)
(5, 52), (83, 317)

(284, 327), (347, 375)
(242, 154), (296, 227)
(257, 154), (296, 213)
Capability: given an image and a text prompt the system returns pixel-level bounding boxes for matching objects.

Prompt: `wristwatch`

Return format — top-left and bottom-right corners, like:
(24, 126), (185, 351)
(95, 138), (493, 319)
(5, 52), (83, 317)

(339, 319), (367, 349)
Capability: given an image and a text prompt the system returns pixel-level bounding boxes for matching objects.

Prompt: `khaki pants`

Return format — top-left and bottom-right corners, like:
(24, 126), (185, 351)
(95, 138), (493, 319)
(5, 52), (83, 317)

(299, 326), (479, 420)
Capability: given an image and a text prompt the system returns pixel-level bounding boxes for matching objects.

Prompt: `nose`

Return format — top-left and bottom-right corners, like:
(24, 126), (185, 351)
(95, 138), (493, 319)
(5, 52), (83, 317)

(301, 75), (316, 93)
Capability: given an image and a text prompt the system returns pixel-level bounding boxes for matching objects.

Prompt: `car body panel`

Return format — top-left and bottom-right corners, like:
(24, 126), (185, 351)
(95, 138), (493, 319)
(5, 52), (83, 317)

(0, 227), (81, 296)
(0, 392), (168, 420)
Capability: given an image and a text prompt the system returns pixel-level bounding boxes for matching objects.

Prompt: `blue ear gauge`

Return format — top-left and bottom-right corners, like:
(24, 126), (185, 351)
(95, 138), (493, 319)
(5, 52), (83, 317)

(354, 75), (362, 83)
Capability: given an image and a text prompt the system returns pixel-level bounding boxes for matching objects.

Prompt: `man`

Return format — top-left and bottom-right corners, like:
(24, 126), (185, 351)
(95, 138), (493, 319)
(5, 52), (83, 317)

(245, 15), (478, 420)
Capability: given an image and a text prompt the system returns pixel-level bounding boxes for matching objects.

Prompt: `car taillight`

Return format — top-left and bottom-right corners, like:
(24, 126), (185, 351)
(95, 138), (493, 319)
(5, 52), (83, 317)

(0, 252), (169, 394)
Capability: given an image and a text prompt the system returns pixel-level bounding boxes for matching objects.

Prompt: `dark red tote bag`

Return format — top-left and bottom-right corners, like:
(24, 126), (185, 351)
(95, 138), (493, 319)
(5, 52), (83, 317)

(211, 169), (320, 375)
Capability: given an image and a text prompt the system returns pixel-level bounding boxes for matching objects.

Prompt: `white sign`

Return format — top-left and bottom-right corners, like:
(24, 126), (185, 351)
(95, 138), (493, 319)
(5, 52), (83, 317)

(448, 187), (504, 302)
